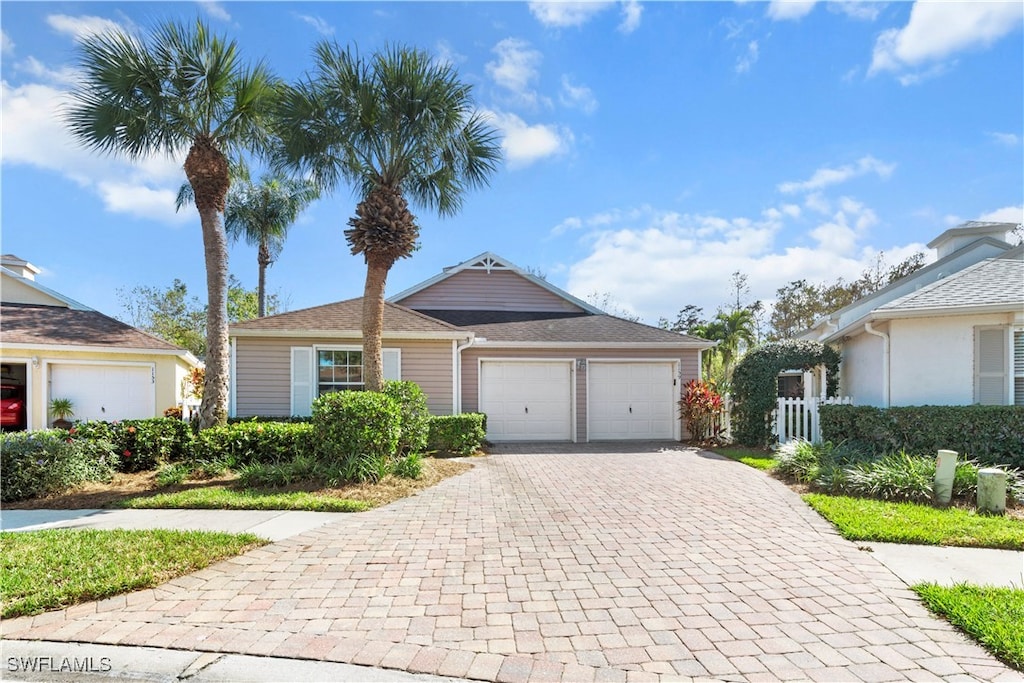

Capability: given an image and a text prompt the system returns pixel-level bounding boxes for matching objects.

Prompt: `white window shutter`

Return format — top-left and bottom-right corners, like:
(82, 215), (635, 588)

(291, 347), (314, 416)
(383, 349), (402, 381)
(1014, 331), (1024, 406)
(975, 327), (1007, 405)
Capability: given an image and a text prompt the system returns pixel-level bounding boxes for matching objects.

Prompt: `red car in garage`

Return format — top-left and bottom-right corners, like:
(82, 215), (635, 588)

(1, 384), (26, 430)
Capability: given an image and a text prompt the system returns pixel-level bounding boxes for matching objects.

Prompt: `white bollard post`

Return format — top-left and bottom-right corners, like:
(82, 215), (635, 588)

(934, 449), (958, 506)
(977, 468), (1007, 515)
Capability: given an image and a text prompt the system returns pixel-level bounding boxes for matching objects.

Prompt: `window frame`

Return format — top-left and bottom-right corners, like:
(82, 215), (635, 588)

(315, 346), (365, 396)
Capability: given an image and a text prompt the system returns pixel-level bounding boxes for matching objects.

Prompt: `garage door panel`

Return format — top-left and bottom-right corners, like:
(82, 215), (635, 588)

(50, 364), (155, 423)
(480, 361), (571, 441)
(589, 362), (675, 440)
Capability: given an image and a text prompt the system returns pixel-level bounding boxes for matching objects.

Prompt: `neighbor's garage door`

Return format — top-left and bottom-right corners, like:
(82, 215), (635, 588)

(588, 362), (676, 440)
(479, 361), (572, 441)
(50, 364), (155, 422)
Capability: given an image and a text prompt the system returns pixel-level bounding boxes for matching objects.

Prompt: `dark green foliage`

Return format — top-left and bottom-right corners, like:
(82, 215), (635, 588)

(731, 340), (840, 446)
(1, 431), (117, 502)
(226, 416), (312, 424)
(383, 380), (430, 455)
(394, 452), (424, 479)
(312, 391), (401, 482)
(428, 413), (486, 455)
(820, 405), (1024, 468)
(73, 418), (195, 473)
(192, 422), (315, 467)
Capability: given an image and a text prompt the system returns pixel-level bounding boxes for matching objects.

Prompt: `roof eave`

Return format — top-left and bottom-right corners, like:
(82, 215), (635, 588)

(872, 302), (1024, 320)
(0, 342), (200, 362)
(229, 329), (472, 341)
(473, 340), (715, 349)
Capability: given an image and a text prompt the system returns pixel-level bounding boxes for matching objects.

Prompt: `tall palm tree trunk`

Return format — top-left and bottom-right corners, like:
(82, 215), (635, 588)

(185, 137), (231, 429)
(257, 239), (271, 318)
(361, 254), (391, 392)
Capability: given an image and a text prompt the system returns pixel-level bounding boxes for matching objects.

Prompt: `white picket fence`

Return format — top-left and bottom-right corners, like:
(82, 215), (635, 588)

(774, 396), (852, 444)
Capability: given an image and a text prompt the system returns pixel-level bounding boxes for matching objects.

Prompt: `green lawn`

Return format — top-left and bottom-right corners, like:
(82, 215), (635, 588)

(119, 486), (370, 512)
(0, 529), (266, 618)
(913, 583), (1024, 670)
(803, 494), (1024, 550)
(711, 446), (775, 471)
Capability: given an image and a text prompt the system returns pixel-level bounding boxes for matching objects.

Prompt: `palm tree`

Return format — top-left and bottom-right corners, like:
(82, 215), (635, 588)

(180, 177), (319, 317)
(714, 308), (757, 380)
(275, 43), (501, 391)
(65, 19), (278, 429)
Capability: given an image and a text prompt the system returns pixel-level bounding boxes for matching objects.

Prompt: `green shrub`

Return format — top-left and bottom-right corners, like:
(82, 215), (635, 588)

(155, 462), (192, 487)
(773, 440), (822, 483)
(820, 405), (1024, 469)
(1, 431), (117, 502)
(236, 454), (323, 488)
(393, 452), (423, 479)
(843, 451), (935, 503)
(383, 380), (430, 455)
(312, 391), (401, 483)
(192, 422), (315, 467)
(731, 340), (840, 447)
(72, 418), (194, 473)
(226, 416), (312, 424)
(428, 413), (486, 456)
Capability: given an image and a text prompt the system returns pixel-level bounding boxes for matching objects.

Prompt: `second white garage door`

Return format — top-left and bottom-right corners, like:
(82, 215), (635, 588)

(50, 363), (156, 423)
(588, 362), (676, 440)
(479, 361), (572, 441)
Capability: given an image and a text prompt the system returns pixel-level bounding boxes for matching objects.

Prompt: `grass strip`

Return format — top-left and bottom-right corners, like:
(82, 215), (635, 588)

(711, 447), (776, 471)
(804, 494), (1024, 550)
(119, 486), (370, 512)
(0, 529), (265, 618)
(913, 583), (1024, 670)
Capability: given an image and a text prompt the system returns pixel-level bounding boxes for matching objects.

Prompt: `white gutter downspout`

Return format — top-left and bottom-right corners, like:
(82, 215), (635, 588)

(453, 335), (476, 414)
(864, 322), (889, 407)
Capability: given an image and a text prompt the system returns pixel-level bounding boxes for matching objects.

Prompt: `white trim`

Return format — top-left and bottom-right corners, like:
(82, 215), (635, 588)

(872, 303), (1022, 320)
(0, 356), (34, 431)
(478, 357), (576, 443)
(473, 341), (714, 349)
(1, 266), (93, 310)
(230, 329), (466, 340)
(45, 359), (157, 423)
(0, 342), (198, 363)
(229, 337), (237, 418)
(585, 359), (681, 442)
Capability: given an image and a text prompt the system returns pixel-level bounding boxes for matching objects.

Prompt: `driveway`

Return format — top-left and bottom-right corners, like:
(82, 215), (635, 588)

(2, 445), (1017, 681)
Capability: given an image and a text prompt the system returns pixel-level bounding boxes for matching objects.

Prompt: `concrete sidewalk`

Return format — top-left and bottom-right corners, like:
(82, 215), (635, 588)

(3, 508), (1022, 587)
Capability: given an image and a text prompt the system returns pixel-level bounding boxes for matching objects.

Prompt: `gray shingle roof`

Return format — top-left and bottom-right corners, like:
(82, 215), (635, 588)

(229, 298), (464, 335)
(877, 250), (1024, 314)
(0, 303), (184, 351)
(465, 314), (713, 345)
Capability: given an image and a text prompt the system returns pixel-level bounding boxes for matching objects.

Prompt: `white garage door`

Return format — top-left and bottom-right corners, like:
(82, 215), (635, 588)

(480, 361), (572, 441)
(50, 364), (156, 423)
(588, 362), (676, 440)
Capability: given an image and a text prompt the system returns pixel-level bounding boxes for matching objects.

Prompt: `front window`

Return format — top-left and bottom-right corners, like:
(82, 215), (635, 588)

(318, 350), (363, 395)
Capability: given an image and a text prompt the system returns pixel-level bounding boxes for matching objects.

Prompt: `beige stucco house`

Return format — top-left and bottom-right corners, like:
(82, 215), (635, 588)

(0, 255), (201, 430)
(230, 253), (714, 442)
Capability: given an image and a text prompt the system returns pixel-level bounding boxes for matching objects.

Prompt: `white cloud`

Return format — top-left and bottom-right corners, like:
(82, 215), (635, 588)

(15, 57), (79, 86)
(978, 205), (1024, 224)
(529, 1), (615, 28)
(988, 131), (1021, 147)
(486, 38), (545, 108)
(1, 29), (14, 55)
(483, 110), (572, 168)
(295, 14), (334, 36)
(198, 2), (232, 22)
(46, 14), (126, 41)
(559, 202), (924, 324)
(767, 1), (817, 21)
(434, 40), (466, 67)
(778, 155), (896, 194)
(831, 2), (882, 22)
(804, 192), (831, 215)
(736, 41), (759, 74)
(559, 75), (598, 114)
(869, 2), (1024, 79)
(1, 80), (189, 226)
(619, 1), (643, 34)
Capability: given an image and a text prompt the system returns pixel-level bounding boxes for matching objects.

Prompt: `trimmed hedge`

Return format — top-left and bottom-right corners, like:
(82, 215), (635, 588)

(1, 430), (118, 502)
(312, 391), (401, 482)
(71, 418), (194, 473)
(192, 422), (315, 467)
(428, 413), (486, 456)
(820, 404), (1024, 468)
(383, 380), (430, 455)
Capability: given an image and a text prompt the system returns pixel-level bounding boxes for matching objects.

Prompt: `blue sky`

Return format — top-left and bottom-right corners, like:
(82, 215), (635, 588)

(2, 1), (1022, 326)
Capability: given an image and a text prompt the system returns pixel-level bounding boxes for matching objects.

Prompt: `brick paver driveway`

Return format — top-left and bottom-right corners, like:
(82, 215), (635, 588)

(4, 445), (1018, 681)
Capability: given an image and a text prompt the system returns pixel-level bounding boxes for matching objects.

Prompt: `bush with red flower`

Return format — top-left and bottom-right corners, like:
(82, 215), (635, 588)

(680, 379), (725, 443)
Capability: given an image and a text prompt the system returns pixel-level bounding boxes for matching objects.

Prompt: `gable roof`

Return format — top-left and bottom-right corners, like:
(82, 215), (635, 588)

(0, 263), (92, 310)
(0, 303), (191, 355)
(874, 246), (1024, 318)
(389, 252), (605, 315)
(229, 298), (469, 339)
(466, 313), (716, 347)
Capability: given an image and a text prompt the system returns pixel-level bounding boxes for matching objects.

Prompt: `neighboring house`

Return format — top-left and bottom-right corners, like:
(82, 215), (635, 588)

(800, 222), (1024, 407)
(0, 255), (202, 430)
(230, 252), (714, 441)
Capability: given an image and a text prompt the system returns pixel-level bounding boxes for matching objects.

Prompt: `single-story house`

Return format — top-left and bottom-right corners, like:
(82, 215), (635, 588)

(230, 252), (714, 441)
(0, 255), (202, 430)
(799, 221), (1023, 407)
